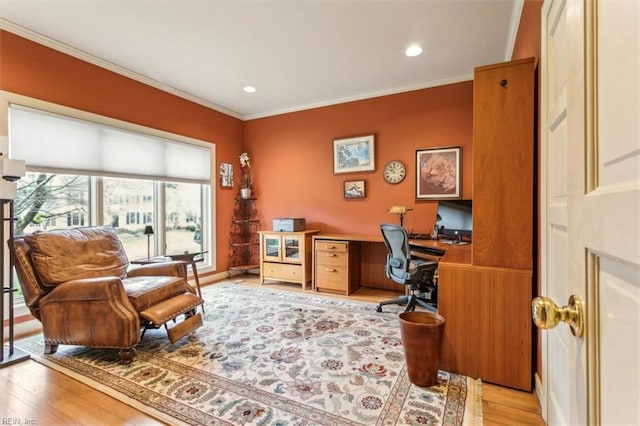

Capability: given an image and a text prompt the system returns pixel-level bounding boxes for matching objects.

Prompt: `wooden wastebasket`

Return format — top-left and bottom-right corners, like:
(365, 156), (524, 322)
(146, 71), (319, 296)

(399, 311), (446, 387)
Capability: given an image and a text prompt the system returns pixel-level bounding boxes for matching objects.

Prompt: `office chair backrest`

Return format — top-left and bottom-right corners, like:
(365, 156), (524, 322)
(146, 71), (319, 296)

(380, 223), (411, 284)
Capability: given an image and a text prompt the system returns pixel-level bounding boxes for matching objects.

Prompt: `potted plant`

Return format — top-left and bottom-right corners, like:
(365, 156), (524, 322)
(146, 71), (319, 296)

(239, 152), (253, 199)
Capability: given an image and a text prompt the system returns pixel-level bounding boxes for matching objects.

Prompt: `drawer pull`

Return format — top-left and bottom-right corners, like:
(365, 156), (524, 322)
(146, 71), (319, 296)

(325, 268), (337, 273)
(327, 245), (335, 249)
(325, 253), (337, 257)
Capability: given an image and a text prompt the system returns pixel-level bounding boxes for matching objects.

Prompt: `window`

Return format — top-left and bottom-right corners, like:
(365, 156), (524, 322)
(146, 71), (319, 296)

(165, 182), (205, 255)
(15, 173), (209, 265)
(6, 98), (215, 272)
(15, 173), (90, 236)
(104, 177), (155, 260)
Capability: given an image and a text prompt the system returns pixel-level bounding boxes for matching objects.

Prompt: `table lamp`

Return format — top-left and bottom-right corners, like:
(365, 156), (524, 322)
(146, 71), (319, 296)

(144, 225), (154, 259)
(388, 205), (413, 227)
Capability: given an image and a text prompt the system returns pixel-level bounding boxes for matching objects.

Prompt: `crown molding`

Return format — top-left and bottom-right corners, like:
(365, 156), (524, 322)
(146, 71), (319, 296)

(0, 18), (243, 120)
(505, 0), (525, 60)
(244, 74), (474, 120)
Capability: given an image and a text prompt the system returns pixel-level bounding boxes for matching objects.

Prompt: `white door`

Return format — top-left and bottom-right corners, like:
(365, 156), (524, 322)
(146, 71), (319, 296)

(538, 0), (640, 425)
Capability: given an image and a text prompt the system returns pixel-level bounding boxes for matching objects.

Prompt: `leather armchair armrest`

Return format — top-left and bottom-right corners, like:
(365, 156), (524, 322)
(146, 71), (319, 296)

(42, 276), (134, 304)
(39, 277), (140, 349)
(128, 261), (185, 278)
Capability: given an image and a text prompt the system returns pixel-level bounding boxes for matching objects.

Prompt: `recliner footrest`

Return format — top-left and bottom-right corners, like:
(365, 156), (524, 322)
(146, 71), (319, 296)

(167, 313), (203, 343)
(139, 292), (202, 325)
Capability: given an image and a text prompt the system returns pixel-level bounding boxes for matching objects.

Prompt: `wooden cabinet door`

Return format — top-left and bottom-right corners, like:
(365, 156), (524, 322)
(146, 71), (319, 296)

(472, 58), (535, 270)
(262, 234), (282, 262)
(282, 235), (303, 263)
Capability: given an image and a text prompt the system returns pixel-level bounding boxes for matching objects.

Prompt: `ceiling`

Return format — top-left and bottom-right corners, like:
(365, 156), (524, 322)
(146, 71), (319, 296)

(0, 1), (523, 120)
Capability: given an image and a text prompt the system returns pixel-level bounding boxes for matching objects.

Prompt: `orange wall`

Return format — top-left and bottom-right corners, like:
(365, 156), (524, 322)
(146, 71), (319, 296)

(244, 83), (473, 236)
(512, 0), (542, 61)
(0, 30), (244, 274)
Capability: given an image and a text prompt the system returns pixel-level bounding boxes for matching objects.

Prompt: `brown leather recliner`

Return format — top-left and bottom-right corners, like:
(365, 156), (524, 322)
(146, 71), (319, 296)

(9, 225), (204, 363)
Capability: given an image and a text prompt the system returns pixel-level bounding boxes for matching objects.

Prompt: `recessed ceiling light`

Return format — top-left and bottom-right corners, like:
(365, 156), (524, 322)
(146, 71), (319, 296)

(405, 45), (422, 57)
(243, 86), (256, 93)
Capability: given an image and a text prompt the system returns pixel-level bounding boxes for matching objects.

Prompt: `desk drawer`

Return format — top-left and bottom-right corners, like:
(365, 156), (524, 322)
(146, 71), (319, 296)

(262, 262), (303, 283)
(315, 266), (347, 292)
(316, 250), (347, 267)
(315, 240), (348, 253)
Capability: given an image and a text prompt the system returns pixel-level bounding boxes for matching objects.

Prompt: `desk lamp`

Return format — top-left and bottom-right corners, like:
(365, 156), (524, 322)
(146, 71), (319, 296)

(144, 225), (154, 259)
(388, 205), (413, 227)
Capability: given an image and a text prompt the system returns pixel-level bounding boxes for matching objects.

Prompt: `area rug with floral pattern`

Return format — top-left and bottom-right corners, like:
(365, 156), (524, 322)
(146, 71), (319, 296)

(17, 282), (482, 425)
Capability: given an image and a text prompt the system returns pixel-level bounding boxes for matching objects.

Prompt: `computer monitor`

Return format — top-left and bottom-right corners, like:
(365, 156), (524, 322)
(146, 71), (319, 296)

(436, 200), (472, 240)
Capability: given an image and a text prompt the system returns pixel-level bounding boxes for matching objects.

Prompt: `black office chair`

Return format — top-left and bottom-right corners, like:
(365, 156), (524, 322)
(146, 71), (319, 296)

(375, 223), (438, 313)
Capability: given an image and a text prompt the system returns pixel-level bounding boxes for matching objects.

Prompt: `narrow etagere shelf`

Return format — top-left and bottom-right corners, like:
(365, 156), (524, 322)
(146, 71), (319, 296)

(227, 195), (260, 275)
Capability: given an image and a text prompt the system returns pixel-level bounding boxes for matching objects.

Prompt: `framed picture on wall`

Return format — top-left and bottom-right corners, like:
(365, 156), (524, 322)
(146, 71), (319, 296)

(415, 147), (461, 199)
(333, 134), (375, 174)
(219, 162), (233, 188)
(343, 180), (366, 199)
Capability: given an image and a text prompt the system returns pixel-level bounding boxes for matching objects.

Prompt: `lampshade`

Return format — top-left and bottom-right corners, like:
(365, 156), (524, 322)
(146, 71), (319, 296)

(0, 157), (26, 182)
(0, 181), (17, 201)
(0, 157), (26, 201)
(143, 225), (154, 235)
(388, 206), (413, 227)
(388, 206), (407, 214)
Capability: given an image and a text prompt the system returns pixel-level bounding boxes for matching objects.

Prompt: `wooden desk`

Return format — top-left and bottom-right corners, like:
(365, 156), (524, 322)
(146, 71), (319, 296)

(409, 239), (472, 264)
(312, 234), (471, 295)
(312, 233), (532, 391)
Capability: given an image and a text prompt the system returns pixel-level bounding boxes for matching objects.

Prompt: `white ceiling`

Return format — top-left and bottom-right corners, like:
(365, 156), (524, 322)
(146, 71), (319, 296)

(0, 1), (523, 120)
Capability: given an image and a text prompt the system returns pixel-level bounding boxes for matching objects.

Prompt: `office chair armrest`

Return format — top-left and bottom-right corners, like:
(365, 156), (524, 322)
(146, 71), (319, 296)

(389, 258), (404, 268)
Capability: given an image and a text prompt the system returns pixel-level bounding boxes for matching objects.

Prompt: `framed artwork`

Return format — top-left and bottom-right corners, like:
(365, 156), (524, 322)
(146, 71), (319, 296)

(343, 179), (366, 199)
(333, 134), (375, 174)
(219, 162), (233, 188)
(415, 147), (461, 199)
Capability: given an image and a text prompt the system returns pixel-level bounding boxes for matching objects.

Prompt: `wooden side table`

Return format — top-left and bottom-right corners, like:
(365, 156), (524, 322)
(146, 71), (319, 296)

(132, 251), (208, 312)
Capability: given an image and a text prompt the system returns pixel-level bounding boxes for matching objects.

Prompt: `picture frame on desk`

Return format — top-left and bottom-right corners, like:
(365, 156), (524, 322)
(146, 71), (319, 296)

(333, 134), (375, 174)
(415, 147), (461, 199)
(343, 179), (366, 198)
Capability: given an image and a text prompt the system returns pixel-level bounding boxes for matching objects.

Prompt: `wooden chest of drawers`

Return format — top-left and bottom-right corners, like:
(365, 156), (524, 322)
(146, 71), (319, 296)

(261, 262), (303, 283)
(313, 239), (360, 295)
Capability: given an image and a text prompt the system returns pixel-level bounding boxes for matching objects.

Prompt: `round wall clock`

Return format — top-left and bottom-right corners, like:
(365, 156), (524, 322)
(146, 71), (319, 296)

(383, 160), (406, 184)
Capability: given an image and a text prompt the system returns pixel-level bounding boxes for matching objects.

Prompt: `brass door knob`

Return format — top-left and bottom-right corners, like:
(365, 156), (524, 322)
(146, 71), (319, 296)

(532, 295), (585, 337)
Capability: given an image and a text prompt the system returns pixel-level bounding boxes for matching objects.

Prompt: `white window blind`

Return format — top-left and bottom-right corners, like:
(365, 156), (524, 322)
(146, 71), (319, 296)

(9, 105), (211, 184)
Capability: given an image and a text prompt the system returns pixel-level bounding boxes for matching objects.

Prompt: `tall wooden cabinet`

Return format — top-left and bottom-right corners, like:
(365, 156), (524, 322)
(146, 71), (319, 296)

(472, 58), (535, 270)
(438, 58), (536, 391)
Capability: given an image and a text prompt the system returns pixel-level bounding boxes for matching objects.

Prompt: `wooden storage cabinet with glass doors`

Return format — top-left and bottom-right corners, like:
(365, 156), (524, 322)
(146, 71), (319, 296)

(259, 230), (319, 289)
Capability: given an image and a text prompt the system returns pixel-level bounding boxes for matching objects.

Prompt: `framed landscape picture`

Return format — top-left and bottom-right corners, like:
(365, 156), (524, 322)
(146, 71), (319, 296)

(343, 180), (366, 198)
(415, 147), (461, 199)
(333, 135), (375, 174)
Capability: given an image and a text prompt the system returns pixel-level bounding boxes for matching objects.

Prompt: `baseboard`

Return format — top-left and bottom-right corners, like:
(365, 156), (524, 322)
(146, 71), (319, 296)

(534, 372), (546, 423)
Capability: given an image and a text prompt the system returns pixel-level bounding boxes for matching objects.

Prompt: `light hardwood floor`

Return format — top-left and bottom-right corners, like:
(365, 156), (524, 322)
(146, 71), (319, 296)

(1, 275), (545, 425)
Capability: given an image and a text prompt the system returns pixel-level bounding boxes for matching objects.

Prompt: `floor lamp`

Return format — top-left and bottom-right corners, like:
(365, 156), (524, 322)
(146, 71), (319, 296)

(0, 155), (29, 368)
